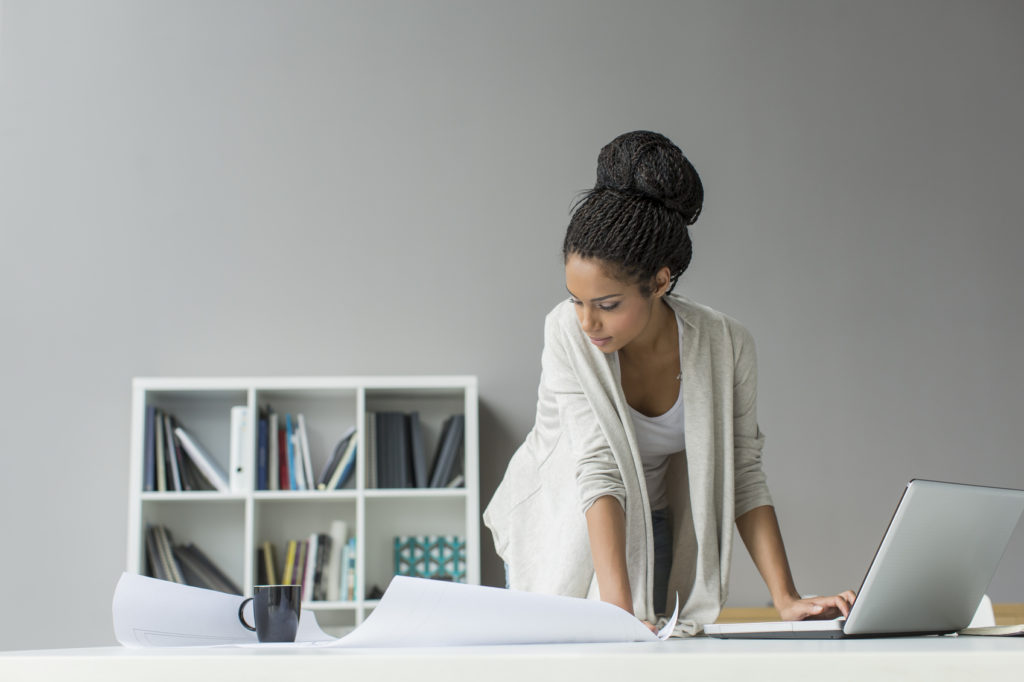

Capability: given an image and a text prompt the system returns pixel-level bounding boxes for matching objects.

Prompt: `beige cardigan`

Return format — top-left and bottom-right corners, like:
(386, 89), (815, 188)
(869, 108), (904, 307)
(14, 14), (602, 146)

(482, 294), (773, 636)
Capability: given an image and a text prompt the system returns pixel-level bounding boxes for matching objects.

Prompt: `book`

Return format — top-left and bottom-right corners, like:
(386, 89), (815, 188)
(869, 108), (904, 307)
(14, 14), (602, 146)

(429, 415), (464, 488)
(144, 526), (167, 581)
(392, 412), (409, 488)
(163, 413), (182, 491)
(375, 412), (389, 488)
(312, 533), (331, 602)
(228, 405), (249, 493)
(155, 412), (167, 492)
(317, 427), (356, 490)
(326, 436), (357, 490)
(290, 431), (307, 491)
(407, 412), (428, 488)
(267, 411), (279, 491)
(326, 520), (348, 602)
(339, 537), (357, 601)
(376, 412), (411, 488)
(295, 539), (309, 597)
(370, 409), (382, 489)
(277, 426), (289, 491)
(175, 543), (242, 595)
(257, 541), (278, 585)
(302, 534), (318, 602)
(281, 540), (298, 585)
(174, 427), (230, 492)
(345, 536), (356, 600)
(285, 414), (298, 491)
(171, 424), (206, 491)
(256, 409), (269, 491)
(175, 445), (203, 491)
(154, 525), (184, 584)
(297, 414), (315, 490)
(143, 405), (157, 491)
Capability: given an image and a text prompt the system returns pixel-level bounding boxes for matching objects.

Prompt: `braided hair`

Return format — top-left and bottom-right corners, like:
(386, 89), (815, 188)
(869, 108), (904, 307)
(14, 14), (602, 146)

(563, 131), (703, 296)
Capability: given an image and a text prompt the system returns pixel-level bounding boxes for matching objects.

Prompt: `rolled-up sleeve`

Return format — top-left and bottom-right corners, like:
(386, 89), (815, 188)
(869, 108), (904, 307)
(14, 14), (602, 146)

(541, 313), (626, 514)
(730, 323), (773, 517)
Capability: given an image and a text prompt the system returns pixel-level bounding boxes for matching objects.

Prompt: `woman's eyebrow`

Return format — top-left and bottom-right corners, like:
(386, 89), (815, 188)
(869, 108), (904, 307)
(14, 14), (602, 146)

(566, 289), (624, 302)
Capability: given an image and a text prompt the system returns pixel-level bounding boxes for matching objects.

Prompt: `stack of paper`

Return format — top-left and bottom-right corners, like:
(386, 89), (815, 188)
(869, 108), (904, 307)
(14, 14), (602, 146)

(112, 573), (677, 648)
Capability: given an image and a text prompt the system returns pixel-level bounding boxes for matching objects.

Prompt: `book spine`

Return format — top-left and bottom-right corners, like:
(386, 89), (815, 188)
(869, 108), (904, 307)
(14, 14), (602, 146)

(143, 405), (157, 492)
(428, 417), (453, 488)
(277, 426), (289, 491)
(318, 427), (356, 490)
(346, 537), (356, 601)
(267, 411), (279, 491)
(366, 411), (377, 489)
(261, 540), (278, 585)
(145, 526), (166, 580)
(408, 412), (427, 488)
(170, 422), (198, 490)
(155, 410), (166, 492)
(155, 525), (184, 584)
(326, 520), (347, 602)
(327, 436), (357, 490)
(164, 414), (182, 491)
(286, 414), (297, 491)
(229, 405), (250, 493)
(256, 411), (268, 491)
(295, 540), (309, 598)
(298, 414), (314, 490)
(281, 540), (298, 585)
(312, 533), (331, 602)
(339, 541), (351, 601)
(181, 543), (241, 595)
(174, 427), (230, 492)
(302, 533), (318, 602)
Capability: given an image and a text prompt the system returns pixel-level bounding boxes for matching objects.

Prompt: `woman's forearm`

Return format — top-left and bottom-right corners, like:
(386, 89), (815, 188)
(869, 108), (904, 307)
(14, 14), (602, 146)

(584, 495), (634, 614)
(735, 505), (802, 610)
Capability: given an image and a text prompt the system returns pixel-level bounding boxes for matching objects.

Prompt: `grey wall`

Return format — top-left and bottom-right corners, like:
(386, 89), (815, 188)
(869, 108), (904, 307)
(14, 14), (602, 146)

(1, 0), (1021, 650)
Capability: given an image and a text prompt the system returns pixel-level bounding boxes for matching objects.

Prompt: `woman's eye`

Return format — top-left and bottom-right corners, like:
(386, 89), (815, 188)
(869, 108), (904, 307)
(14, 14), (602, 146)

(598, 303), (620, 312)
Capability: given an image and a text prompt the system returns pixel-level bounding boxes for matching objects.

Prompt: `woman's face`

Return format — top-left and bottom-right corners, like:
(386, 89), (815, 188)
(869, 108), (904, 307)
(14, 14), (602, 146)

(564, 254), (659, 354)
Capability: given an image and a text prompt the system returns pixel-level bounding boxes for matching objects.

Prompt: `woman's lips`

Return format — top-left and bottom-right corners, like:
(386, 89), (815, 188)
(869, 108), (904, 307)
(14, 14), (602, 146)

(589, 336), (612, 347)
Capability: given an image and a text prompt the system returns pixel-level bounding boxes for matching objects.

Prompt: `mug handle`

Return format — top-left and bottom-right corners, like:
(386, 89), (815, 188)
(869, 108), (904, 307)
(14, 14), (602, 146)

(238, 597), (256, 631)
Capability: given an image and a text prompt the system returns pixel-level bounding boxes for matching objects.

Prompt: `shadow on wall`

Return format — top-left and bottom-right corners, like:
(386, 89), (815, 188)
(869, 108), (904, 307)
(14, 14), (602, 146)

(477, 397), (524, 587)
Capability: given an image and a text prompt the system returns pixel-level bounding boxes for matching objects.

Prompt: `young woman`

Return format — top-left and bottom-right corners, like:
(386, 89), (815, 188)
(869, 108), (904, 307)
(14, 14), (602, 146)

(483, 131), (855, 635)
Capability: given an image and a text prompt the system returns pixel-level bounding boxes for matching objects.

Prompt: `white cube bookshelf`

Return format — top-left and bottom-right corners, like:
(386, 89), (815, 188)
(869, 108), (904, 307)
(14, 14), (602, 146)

(126, 376), (479, 635)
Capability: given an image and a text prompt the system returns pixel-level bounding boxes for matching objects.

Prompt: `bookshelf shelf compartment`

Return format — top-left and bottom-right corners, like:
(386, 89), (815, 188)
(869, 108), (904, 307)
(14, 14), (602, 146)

(127, 376), (479, 630)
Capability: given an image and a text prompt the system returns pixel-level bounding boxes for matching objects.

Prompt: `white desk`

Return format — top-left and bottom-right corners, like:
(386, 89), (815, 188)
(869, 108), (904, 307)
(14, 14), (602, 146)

(2, 637), (1022, 682)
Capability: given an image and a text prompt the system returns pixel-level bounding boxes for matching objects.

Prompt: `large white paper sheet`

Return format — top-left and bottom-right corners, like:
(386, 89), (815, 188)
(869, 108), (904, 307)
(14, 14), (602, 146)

(113, 573), (677, 648)
(330, 576), (678, 647)
(112, 573), (331, 647)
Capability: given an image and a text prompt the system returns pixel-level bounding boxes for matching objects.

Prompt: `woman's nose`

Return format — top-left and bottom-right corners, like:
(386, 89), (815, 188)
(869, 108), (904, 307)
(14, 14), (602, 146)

(580, 307), (598, 333)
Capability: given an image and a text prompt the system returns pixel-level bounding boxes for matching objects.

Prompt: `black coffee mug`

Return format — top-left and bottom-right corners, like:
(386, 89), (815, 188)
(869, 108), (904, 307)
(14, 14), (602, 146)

(238, 585), (302, 643)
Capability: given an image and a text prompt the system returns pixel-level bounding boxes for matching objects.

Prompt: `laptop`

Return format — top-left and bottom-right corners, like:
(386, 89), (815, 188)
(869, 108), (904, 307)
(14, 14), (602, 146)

(705, 479), (1024, 639)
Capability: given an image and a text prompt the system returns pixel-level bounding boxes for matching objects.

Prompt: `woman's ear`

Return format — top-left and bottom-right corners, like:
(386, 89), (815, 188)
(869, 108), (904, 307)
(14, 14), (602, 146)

(653, 266), (673, 298)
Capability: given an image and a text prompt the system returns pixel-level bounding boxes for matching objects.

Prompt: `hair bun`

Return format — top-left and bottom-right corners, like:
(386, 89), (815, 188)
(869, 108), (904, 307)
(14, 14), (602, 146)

(593, 130), (703, 225)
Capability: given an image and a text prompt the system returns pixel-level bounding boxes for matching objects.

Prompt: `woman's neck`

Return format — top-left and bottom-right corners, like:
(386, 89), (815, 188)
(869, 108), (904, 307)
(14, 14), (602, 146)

(620, 297), (677, 362)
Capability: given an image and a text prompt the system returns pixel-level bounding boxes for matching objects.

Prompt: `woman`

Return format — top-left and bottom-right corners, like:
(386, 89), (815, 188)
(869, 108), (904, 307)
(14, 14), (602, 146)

(483, 131), (854, 635)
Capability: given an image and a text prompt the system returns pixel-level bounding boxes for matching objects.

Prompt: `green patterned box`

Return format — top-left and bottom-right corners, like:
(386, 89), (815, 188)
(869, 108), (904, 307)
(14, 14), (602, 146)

(394, 535), (466, 583)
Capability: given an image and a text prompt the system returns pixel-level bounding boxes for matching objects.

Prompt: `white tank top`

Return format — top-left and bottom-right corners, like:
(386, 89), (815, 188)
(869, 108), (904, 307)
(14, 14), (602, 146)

(625, 331), (685, 511)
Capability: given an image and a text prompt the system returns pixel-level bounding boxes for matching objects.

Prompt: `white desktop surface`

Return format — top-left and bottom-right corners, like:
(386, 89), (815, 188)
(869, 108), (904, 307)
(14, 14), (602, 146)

(2, 637), (1022, 682)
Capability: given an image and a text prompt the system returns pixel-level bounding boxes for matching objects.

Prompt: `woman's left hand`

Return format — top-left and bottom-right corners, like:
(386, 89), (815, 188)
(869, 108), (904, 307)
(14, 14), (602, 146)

(777, 591), (857, 621)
